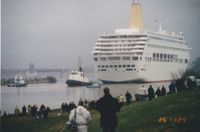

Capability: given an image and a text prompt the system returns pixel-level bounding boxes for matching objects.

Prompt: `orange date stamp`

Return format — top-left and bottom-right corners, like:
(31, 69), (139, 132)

(158, 117), (186, 124)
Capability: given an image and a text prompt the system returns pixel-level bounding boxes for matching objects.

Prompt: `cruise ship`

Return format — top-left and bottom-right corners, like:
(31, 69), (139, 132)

(92, 0), (191, 83)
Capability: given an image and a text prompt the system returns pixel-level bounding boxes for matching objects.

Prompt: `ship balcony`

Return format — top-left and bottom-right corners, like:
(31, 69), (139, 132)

(97, 37), (147, 41)
(93, 46), (145, 50)
(92, 49), (144, 53)
(96, 41), (147, 45)
(92, 50), (143, 55)
(133, 45), (145, 48)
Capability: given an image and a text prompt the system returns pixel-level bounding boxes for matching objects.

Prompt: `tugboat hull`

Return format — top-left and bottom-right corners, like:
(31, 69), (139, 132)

(7, 83), (27, 87)
(66, 79), (92, 87)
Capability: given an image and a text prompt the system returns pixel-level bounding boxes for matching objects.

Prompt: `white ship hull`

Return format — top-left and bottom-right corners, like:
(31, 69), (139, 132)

(95, 60), (188, 83)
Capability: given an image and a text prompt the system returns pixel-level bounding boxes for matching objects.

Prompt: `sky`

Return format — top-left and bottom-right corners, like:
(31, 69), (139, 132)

(2, 0), (200, 69)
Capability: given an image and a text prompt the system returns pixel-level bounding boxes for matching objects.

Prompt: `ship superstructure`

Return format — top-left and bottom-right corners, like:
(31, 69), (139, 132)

(92, 0), (190, 83)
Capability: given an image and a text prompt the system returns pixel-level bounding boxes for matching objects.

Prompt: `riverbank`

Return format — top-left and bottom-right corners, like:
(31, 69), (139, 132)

(1, 88), (200, 131)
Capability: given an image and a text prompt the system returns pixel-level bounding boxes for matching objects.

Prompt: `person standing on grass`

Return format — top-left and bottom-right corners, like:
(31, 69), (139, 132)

(125, 91), (132, 105)
(161, 85), (166, 96)
(148, 85), (155, 100)
(14, 105), (20, 116)
(169, 82), (176, 93)
(22, 105), (27, 116)
(96, 87), (120, 132)
(69, 101), (91, 132)
(118, 94), (125, 108)
(155, 87), (161, 97)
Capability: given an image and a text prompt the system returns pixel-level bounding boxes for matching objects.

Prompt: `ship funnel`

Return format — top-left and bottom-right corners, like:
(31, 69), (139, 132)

(129, 0), (143, 30)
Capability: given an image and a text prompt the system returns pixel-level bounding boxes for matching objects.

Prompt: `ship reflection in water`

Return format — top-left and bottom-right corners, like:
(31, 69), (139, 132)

(1, 81), (170, 114)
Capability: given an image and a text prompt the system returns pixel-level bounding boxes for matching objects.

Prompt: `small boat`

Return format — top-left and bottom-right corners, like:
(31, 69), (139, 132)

(66, 57), (92, 87)
(7, 73), (27, 87)
(86, 81), (102, 88)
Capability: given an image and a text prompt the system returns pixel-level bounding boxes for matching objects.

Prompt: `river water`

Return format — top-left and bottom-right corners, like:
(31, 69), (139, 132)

(1, 70), (170, 114)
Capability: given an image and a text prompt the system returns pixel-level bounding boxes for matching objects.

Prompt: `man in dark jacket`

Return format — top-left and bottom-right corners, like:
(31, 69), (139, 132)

(161, 85), (166, 96)
(169, 82), (176, 93)
(96, 87), (120, 132)
(155, 87), (161, 97)
(148, 85), (155, 100)
(125, 91), (132, 105)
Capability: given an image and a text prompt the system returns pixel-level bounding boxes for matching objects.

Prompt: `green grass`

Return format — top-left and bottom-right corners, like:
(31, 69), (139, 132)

(1, 89), (200, 132)
(1, 109), (68, 132)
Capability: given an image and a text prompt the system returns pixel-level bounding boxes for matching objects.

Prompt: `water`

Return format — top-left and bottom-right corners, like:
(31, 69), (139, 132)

(1, 70), (170, 114)
(1, 82), (99, 114)
(1, 82), (170, 114)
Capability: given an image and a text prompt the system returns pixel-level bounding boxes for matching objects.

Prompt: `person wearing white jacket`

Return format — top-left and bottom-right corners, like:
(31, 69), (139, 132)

(69, 102), (91, 132)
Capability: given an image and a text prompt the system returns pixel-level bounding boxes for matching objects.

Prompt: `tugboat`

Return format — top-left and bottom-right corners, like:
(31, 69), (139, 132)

(66, 58), (92, 87)
(7, 72), (27, 87)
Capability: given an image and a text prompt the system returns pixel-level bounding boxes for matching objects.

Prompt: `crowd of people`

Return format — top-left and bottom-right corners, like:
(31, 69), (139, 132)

(66, 87), (121, 132)
(146, 82), (180, 101)
(147, 84), (167, 101)
(2, 104), (50, 121)
(61, 99), (97, 113)
(60, 88), (132, 132)
(146, 77), (198, 102)
(176, 76), (197, 91)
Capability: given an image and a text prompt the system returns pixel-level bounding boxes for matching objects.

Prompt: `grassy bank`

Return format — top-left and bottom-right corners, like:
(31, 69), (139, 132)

(1, 89), (200, 132)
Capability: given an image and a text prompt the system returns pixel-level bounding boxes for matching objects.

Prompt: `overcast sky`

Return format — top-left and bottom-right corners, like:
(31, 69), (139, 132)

(2, 0), (200, 69)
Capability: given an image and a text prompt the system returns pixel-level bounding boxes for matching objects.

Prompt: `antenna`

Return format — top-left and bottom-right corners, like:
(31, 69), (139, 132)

(155, 19), (164, 32)
(78, 56), (83, 71)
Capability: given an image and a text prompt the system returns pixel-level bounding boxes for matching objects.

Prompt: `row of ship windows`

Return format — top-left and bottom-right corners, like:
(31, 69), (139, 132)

(93, 54), (188, 64)
(100, 35), (147, 39)
(97, 65), (147, 72)
(153, 53), (177, 59)
(96, 44), (145, 47)
(97, 68), (138, 72)
(97, 39), (146, 43)
(145, 57), (188, 63)
(98, 64), (135, 68)
(94, 48), (144, 52)
(93, 52), (143, 56)
(146, 53), (188, 63)
(94, 56), (142, 61)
